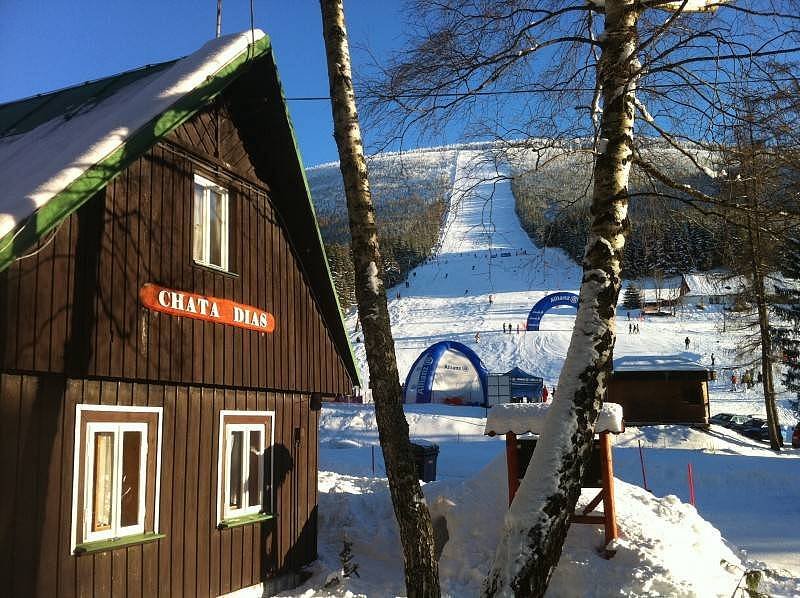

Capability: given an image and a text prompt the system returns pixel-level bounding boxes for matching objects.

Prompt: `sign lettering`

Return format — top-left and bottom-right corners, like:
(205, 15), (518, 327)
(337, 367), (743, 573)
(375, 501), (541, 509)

(140, 283), (275, 333)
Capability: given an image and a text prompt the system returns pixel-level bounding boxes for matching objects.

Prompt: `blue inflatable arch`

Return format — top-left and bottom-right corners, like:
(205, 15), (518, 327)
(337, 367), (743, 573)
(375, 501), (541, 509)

(526, 292), (579, 331)
(403, 341), (489, 405)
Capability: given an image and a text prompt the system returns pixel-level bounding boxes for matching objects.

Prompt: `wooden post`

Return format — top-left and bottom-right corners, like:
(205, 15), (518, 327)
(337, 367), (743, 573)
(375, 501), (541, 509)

(599, 431), (618, 544)
(505, 432), (520, 506)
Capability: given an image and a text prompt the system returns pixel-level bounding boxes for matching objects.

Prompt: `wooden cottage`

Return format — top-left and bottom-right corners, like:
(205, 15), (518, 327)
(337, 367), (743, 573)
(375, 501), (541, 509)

(0, 31), (359, 597)
(607, 356), (710, 425)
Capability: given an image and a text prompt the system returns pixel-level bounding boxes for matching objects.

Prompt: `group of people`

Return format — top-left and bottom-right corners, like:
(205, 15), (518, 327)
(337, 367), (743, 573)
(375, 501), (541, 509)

(628, 322), (641, 334)
(730, 368), (760, 391)
(502, 323), (521, 335)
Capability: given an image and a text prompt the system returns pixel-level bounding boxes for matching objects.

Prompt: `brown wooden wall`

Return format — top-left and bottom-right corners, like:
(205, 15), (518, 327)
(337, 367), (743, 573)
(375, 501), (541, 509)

(607, 378), (710, 424)
(0, 372), (318, 598)
(0, 100), (353, 396)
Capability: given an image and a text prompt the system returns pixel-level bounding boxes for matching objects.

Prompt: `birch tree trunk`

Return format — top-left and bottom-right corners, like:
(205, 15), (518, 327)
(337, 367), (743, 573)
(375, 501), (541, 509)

(482, 1), (639, 595)
(319, 1), (441, 596)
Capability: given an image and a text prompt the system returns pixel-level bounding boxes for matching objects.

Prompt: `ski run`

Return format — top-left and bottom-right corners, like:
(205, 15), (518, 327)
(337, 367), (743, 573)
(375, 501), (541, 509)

(275, 148), (800, 597)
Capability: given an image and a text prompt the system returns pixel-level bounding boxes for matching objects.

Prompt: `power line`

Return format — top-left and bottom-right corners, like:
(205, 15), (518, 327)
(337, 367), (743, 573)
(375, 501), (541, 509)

(285, 76), (799, 102)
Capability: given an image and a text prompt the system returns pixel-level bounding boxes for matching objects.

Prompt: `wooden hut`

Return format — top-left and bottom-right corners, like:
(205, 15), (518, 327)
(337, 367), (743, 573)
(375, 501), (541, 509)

(607, 356), (711, 425)
(0, 31), (359, 597)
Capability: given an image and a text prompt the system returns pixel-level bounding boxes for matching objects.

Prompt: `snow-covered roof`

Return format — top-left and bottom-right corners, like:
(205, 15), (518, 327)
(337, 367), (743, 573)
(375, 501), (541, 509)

(764, 272), (800, 295)
(613, 355), (708, 372)
(484, 402), (624, 435)
(0, 30), (266, 268)
(681, 273), (747, 297)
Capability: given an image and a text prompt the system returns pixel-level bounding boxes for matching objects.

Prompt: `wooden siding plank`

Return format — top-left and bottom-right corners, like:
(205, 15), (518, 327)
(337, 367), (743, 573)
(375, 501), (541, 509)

(170, 386), (187, 598)
(183, 386), (201, 598)
(209, 388), (223, 598)
(12, 375), (41, 597)
(0, 374), (21, 588)
(33, 223), (55, 372)
(158, 384), (175, 598)
(195, 386), (213, 598)
(112, 546), (127, 597)
(59, 379), (80, 597)
(35, 375), (66, 597)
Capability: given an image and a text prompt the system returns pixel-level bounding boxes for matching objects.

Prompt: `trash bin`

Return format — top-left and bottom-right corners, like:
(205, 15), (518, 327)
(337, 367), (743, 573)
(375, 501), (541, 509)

(410, 440), (439, 482)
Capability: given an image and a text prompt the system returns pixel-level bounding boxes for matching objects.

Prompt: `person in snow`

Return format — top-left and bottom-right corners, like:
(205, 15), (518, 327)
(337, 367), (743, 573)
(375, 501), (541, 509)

(684, 336), (690, 350)
(503, 323), (507, 334)
(627, 311), (631, 320)
(731, 372), (738, 390)
(711, 353), (715, 366)
(475, 332), (480, 343)
(507, 323), (512, 334)
(445, 272), (448, 278)
(743, 370), (752, 389)
(629, 323), (633, 334)
(465, 289), (469, 295)
(516, 323), (520, 334)
(541, 385), (549, 402)
(405, 280), (410, 288)
(489, 294), (493, 305)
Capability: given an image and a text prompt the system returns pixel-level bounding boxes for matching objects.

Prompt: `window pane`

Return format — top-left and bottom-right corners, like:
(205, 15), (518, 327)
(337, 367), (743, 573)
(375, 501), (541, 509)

(248, 430), (263, 508)
(121, 431), (142, 527)
(228, 431), (243, 510)
(92, 432), (114, 532)
(193, 183), (205, 262)
(209, 189), (224, 267)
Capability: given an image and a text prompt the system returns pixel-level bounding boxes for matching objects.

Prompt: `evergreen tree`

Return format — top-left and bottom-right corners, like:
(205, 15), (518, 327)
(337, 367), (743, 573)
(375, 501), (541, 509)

(772, 233), (800, 414)
(622, 285), (642, 310)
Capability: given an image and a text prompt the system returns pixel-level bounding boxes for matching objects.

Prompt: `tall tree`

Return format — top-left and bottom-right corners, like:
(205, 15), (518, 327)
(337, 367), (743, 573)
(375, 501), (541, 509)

(365, 0), (800, 594)
(319, 1), (441, 596)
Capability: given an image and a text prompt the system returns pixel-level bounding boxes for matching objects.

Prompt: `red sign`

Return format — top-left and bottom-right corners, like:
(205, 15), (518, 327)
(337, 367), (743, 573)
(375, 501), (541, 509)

(140, 283), (275, 333)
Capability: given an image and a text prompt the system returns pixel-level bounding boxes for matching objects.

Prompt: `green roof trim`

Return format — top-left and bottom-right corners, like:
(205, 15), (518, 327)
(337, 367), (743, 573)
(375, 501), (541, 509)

(0, 35), (272, 274)
(267, 49), (363, 387)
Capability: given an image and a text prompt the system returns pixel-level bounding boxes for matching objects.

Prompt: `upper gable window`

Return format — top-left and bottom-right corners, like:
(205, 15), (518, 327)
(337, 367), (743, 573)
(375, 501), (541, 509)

(193, 174), (229, 271)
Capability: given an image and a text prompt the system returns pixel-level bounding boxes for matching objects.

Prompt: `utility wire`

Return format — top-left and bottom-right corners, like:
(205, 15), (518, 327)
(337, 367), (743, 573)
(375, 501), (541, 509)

(285, 76), (800, 102)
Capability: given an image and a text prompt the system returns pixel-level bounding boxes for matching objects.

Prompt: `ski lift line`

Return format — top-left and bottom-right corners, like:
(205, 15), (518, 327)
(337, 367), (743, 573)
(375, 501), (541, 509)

(285, 76), (800, 102)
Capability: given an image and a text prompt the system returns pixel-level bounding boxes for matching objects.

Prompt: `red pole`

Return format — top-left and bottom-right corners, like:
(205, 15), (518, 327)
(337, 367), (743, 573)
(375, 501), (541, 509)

(687, 462), (696, 506)
(637, 440), (650, 492)
(505, 432), (520, 506)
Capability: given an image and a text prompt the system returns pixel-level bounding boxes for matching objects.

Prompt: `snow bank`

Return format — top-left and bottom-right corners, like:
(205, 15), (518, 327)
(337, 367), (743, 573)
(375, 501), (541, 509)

(485, 401), (624, 435)
(286, 453), (798, 597)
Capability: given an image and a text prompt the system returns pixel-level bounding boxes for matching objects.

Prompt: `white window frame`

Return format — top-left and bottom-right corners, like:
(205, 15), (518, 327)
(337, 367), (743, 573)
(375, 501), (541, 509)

(217, 410), (275, 525)
(83, 421), (148, 543)
(193, 173), (230, 271)
(71, 405), (163, 553)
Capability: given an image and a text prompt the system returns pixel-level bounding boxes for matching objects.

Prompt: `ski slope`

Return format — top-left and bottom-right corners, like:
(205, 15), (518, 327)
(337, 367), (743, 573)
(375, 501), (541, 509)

(273, 147), (800, 598)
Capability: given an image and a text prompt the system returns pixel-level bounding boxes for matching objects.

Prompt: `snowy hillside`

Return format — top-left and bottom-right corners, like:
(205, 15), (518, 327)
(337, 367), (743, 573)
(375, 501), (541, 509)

(306, 146), (460, 216)
(278, 146), (799, 597)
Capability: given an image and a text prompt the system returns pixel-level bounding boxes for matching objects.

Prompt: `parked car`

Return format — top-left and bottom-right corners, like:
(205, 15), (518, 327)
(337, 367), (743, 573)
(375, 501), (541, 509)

(792, 422), (800, 448)
(728, 414), (758, 432)
(740, 418), (769, 441)
(709, 413), (735, 426)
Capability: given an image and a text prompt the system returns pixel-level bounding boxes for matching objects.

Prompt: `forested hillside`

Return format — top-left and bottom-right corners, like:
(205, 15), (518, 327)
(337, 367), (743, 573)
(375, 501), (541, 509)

(307, 148), (455, 306)
(511, 145), (723, 278)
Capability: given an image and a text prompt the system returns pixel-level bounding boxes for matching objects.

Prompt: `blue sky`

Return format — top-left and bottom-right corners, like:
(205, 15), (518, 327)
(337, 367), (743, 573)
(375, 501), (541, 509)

(0, 1), (423, 166)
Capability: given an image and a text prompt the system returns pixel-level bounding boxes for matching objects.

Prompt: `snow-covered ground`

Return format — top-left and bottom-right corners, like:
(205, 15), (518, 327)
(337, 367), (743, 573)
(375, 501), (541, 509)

(281, 148), (799, 596)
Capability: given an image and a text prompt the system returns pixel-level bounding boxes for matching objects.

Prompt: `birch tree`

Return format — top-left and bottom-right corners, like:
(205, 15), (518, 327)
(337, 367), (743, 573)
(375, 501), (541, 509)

(319, 1), (441, 596)
(364, 0), (800, 595)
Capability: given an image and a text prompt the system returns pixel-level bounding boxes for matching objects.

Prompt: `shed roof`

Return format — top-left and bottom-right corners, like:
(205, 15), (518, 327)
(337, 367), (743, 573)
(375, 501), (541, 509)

(613, 355), (708, 372)
(681, 273), (747, 297)
(0, 30), (360, 385)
